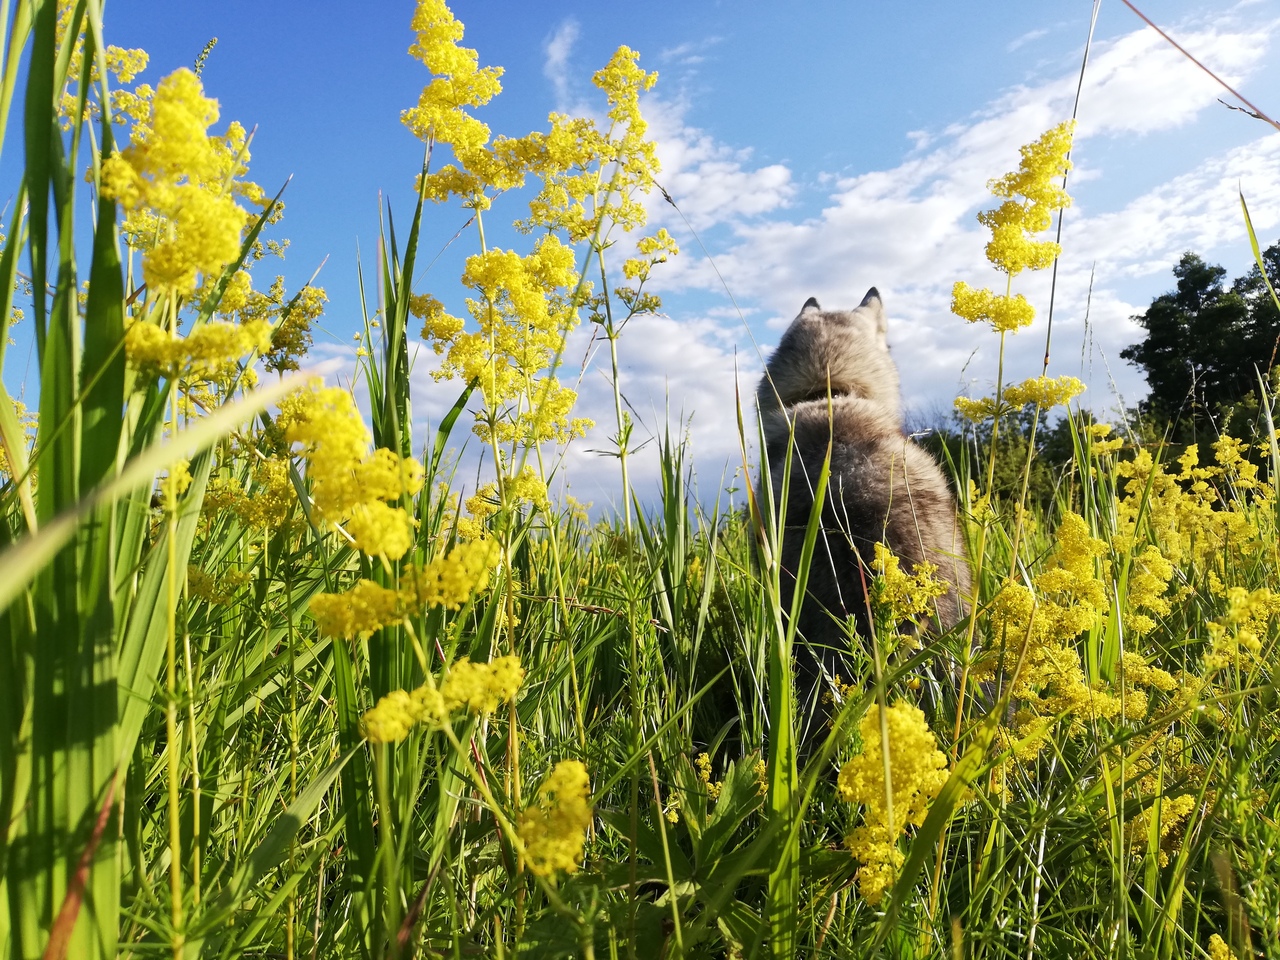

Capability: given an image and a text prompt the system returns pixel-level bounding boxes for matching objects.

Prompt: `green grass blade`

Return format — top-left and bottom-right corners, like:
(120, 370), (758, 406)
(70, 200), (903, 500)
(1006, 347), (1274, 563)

(0, 373), (304, 614)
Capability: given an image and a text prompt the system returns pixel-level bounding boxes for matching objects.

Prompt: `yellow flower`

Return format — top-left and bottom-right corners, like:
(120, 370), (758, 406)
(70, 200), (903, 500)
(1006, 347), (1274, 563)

(1208, 934), (1238, 960)
(402, 5), (663, 450)
(506, 465), (550, 510)
(427, 238), (588, 444)
(1204, 586), (1273, 672)
(412, 293), (466, 346)
(309, 580), (403, 639)
(402, 0), (504, 160)
(440, 655), (525, 713)
(978, 203), (1061, 276)
(203, 458), (296, 529)
(124, 317), (272, 381)
(1002, 375), (1085, 410)
(100, 68), (258, 297)
(986, 121), (1074, 213)
(54, 3), (149, 129)
(837, 703), (950, 905)
(402, 539), (501, 610)
(1088, 423), (1125, 456)
(623, 227), (679, 281)
(408, 683), (451, 727)
(361, 690), (417, 744)
(695, 752), (723, 802)
(226, 277), (330, 374)
(953, 394), (1001, 423)
(1124, 545), (1174, 637)
(278, 384), (426, 554)
(344, 501), (415, 560)
(952, 121), (1074, 332)
(518, 760), (593, 877)
(950, 281), (1036, 333)
(871, 541), (949, 627)
(358, 655), (523, 743)
(186, 565), (253, 604)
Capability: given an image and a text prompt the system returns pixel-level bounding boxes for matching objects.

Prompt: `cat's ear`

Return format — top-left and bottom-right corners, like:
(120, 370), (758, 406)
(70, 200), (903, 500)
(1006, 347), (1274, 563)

(801, 297), (821, 313)
(859, 287), (887, 345)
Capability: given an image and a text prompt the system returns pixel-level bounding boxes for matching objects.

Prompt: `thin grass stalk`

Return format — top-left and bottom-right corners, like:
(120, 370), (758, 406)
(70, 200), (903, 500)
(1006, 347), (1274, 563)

(164, 348), (185, 959)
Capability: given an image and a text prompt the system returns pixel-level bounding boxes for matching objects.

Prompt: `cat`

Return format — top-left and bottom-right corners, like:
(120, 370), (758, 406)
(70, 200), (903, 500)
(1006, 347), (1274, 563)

(756, 289), (971, 739)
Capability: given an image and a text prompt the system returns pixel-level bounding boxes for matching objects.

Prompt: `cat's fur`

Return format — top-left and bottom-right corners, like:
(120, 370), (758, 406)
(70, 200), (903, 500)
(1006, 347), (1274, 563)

(756, 289), (971, 732)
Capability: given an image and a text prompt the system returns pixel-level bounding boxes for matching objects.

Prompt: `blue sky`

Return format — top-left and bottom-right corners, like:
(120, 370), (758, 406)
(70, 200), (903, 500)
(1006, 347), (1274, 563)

(6, 0), (1280, 505)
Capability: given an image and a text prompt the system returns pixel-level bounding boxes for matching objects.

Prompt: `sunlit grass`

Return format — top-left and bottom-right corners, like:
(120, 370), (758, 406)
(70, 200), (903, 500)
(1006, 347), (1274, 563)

(1, 2), (1278, 960)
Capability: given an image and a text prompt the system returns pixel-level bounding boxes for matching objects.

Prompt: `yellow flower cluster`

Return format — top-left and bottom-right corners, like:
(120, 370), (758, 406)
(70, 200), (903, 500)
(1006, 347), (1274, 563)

(952, 122), (1074, 333)
(1124, 787), (1196, 867)
(54, 1), (149, 130)
(277, 386), (425, 558)
(403, 2), (667, 448)
(623, 228), (680, 282)
(1204, 586), (1275, 672)
(402, 0), (506, 195)
(517, 760), (593, 877)
(954, 374), (1085, 423)
(310, 540), (501, 639)
(1208, 934), (1239, 960)
(1124, 545), (1175, 637)
(1087, 422), (1124, 456)
(186, 565), (253, 604)
(1112, 435), (1272, 571)
(977, 513), (1184, 760)
(695, 752), (723, 803)
(950, 283), (1036, 334)
(754, 757), (768, 797)
(1112, 729), (1202, 865)
(359, 655), (525, 744)
(0, 398), (35, 482)
(457, 465), (551, 538)
(225, 276), (329, 374)
(978, 121), (1074, 275)
(870, 542), (949, 651)
(439, 655), (525, 713)
(124, 316), (272, 381)
(310, 580), (404, 640)
(1003, 375), (1085, 409)
(205, 457), (296, 530)
(429, 238), (590, 444)
(100, 69), (259, 297)
(402, 540), (503, 610)
(837, 703), (950, 906)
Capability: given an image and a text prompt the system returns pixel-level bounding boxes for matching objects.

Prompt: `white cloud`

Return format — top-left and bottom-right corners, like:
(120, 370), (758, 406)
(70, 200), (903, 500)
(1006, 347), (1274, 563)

(1008, 27), (1050, 53)
(556, 311), (752, 507)
(1074, 24), (1271, 136)
(635, 14), (1280, 424)
(643, 97), (795, 230)
(659, 37), (723, 68)
(543, 19), (581, 110)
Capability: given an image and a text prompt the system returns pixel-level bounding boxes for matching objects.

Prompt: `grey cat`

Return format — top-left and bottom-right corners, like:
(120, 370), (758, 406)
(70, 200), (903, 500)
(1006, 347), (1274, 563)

(756, 289), (971, 731)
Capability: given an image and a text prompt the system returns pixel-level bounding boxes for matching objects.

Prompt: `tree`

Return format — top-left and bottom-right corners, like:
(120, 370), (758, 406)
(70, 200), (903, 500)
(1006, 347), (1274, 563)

(1121, 244), (1280, 437)
(1233, 241), (1280, 369)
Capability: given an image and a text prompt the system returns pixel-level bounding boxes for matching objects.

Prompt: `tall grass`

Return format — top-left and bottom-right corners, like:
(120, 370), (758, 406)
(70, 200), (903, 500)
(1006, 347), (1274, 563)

(2, 2), (1279, 960)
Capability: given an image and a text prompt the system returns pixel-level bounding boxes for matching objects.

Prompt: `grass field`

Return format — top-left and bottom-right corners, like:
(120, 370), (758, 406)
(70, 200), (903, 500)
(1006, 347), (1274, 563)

(2, 2), (1279, 958)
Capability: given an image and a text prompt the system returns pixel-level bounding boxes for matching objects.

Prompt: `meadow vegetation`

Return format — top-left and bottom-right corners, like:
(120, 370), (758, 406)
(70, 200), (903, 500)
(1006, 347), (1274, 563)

(1, 2), (1278, 958)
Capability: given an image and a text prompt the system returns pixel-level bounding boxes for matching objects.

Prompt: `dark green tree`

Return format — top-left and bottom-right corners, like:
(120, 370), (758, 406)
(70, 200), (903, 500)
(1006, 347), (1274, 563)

(1233, 241), (1280, 367)
(1121, 244), (1280, 437)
